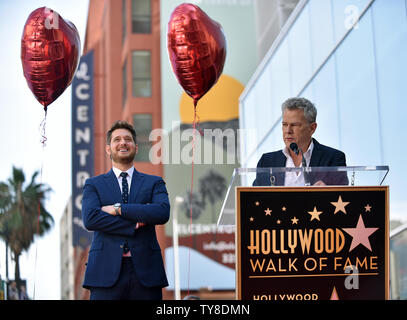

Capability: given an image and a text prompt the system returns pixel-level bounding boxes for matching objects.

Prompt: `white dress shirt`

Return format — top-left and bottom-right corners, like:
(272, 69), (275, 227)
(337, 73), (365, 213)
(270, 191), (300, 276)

(282, 141), (314, 186)
(112, 166), (134, 193)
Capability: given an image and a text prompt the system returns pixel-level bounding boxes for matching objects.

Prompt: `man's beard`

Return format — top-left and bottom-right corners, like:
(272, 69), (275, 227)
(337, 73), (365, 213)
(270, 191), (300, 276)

(111, 150), (136, 164)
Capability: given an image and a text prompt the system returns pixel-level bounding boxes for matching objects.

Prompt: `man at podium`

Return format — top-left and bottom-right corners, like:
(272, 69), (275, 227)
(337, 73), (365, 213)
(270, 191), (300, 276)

(253, 97), (348, 186)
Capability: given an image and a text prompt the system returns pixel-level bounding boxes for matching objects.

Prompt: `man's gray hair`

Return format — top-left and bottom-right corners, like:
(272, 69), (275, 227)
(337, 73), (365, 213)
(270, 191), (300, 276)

(281, 97), (317, 123)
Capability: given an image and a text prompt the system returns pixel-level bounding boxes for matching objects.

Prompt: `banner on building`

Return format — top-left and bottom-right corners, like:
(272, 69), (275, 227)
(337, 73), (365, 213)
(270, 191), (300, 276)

(236, 186), (389, 300)
(71, 50), (94, 249)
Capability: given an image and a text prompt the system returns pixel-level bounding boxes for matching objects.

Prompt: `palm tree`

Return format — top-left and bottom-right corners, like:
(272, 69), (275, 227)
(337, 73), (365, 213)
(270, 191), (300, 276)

(199, 170), (227, 223)
(182, 191), (205, 221)
(182, 191), (205, 250)
(0, 167), (53, 298)
(0, 181), (12, 286)
(198, 170), (227, 262)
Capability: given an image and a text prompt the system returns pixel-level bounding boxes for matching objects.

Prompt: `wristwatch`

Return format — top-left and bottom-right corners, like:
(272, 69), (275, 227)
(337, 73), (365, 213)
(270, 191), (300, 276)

(113, 203), (121, 216)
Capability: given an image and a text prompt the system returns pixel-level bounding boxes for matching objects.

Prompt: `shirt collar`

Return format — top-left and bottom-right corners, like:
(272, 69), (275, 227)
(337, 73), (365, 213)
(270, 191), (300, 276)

(282, 140), (314, 161)
(112, 166), (134, 179)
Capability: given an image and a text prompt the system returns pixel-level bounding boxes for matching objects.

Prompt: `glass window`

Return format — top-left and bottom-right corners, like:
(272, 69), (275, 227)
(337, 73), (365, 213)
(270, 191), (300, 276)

(258, 125), (282, 159)
(334, 9), (382, 166)
(131, 0), (151, 34)
(243, 89), (265, 161)
(371, 0), (407, 216)
(303, 58), (341, 150)
(132, 51), (151, 97)
(308, 0), (335, 70)
(287, 4), (312, 95)
(268, 39), (291, 126)
(122, 59), (127, 107)
(330, 0), (370, 45)
(255, 70), (272, 143)
(133, 114), (152, 162)
(240, 39), (292, 163)
(246, 151), (261, 169)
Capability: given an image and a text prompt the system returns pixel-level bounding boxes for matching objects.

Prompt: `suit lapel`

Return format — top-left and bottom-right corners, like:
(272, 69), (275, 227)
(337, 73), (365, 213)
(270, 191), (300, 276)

(309, 138), (322, 167)
(275, 151), (286, 167)
(271, 151), (286, 186)
(103, 169), (122, 203)
(129, 169), (145, 203)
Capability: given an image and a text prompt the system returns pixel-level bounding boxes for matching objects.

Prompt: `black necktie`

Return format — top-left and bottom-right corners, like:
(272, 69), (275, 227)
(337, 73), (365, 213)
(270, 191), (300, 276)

(120, 172), (130, 254)
(120, 172), (129, 203)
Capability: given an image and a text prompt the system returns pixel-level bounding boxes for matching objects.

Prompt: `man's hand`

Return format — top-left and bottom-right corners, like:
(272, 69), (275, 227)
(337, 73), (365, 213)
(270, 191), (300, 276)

(102, 205), (117, 215)
(313, 180), (326, 186)
(102, 205), (147, 227)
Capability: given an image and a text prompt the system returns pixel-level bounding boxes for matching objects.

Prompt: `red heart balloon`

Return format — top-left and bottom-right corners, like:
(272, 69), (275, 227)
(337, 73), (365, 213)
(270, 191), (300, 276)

(21, 7), (80, 110)
(167, 3), (226, 105)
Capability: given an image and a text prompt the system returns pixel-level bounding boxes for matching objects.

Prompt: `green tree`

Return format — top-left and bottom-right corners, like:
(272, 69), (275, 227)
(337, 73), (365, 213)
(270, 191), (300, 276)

(0, 167), (53, 298)
(199, 170), (227, 223)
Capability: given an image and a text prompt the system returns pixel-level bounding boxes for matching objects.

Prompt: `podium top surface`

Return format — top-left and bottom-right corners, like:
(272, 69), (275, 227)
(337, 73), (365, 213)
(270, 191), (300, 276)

(234, 165), (389, 174)
(217, 166), (389, 226)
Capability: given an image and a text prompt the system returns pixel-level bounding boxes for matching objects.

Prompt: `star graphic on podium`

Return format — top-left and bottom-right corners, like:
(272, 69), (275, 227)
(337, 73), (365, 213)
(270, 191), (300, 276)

(291, 217), (299, 225)
(264, 208), (272, 216)
(331, 195), (350, 214)
(308, 206), (323, 221)
(330, 287), (339, 300)
(342, 214), (378, 252)
(364, 204), (372, 212)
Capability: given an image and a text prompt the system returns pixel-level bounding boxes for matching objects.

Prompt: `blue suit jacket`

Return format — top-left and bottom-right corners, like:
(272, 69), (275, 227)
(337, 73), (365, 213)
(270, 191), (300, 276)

(253, 139), (348, 186)
(81, 168), (170, 289)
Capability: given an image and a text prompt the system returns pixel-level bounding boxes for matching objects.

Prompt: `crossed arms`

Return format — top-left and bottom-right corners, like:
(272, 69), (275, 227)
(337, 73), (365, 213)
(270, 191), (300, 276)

(82, 178), (170, 237)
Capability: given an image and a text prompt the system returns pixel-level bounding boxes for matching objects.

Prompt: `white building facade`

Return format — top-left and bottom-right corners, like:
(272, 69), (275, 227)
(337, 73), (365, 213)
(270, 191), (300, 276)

(240, 0), (407, 220)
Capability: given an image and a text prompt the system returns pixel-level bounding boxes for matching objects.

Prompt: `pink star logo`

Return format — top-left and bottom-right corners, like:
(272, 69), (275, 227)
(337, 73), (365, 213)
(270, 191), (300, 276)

(342, 215), (378, 252)
(330, 286), (339, 300)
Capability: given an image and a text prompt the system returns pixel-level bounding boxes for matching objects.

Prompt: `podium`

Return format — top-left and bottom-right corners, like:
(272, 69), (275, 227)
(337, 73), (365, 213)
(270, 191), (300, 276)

(218, 166), (389, 300)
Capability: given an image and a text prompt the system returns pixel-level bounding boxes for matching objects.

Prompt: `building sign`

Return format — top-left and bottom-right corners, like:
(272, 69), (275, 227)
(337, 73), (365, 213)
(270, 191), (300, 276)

(71, 50), (94, 248)
(236, 186), (389, 300)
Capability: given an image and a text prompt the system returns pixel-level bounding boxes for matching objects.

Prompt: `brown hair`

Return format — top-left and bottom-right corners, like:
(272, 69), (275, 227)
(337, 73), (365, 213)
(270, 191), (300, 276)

(106, 120), (137, 145)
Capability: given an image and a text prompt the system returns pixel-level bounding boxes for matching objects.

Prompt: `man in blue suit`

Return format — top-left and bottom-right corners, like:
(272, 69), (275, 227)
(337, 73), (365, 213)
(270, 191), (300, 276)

(253, 98), (348, 186)
(81, 120), (170, 300)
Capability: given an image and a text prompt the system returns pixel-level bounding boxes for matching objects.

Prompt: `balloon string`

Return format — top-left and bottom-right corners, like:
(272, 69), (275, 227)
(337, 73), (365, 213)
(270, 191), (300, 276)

(194, 112), (203, 136)
(33, 109), (47, 300)
(187, 100), (198, 297)
(39, 110), (48, 147)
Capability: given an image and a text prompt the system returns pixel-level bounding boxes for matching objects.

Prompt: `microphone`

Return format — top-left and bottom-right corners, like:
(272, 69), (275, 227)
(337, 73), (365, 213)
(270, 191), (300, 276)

(289, 142), (299, 155)
(289, 142), (310, 186)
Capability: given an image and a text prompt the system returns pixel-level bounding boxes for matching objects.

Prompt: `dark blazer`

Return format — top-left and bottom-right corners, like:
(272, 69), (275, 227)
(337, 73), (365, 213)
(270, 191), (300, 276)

(81, 169), (170, 289)
(253, 138), (348, 186)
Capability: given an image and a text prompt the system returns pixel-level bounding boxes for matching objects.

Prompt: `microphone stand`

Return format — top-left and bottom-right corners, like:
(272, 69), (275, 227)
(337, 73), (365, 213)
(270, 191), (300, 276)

(289, 143), (311, 186)
(298, 147), (311, 186)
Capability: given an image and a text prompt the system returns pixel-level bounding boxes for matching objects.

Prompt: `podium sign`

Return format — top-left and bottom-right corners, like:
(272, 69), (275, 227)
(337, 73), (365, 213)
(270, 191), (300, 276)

(236, 186), (389, 300)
